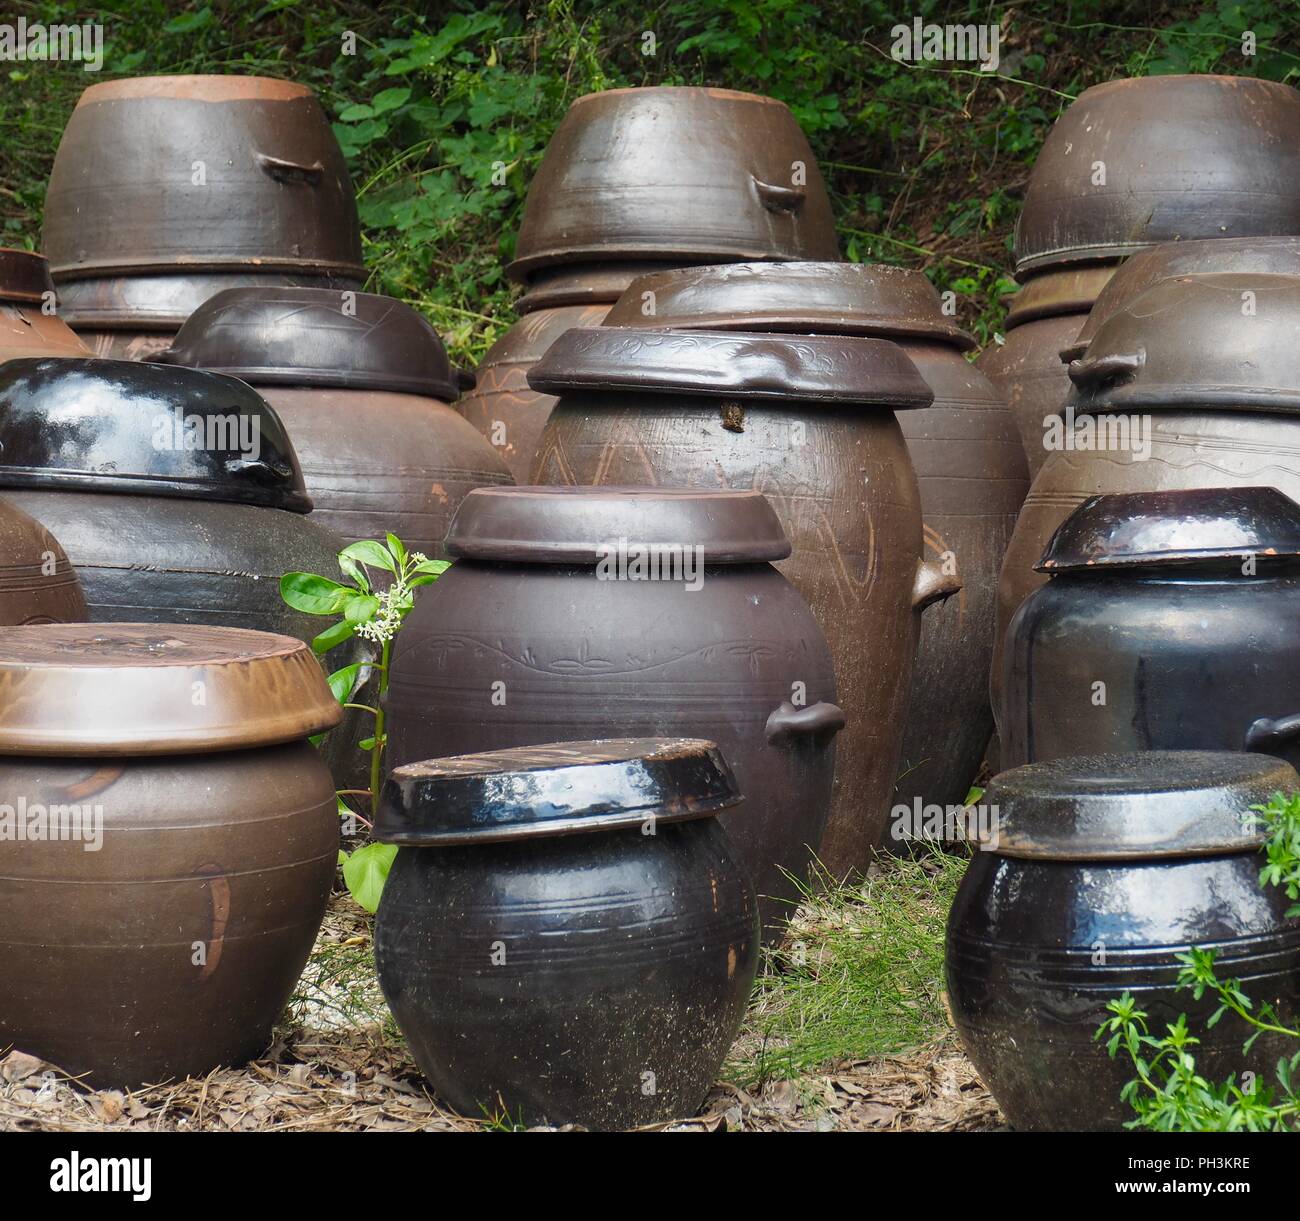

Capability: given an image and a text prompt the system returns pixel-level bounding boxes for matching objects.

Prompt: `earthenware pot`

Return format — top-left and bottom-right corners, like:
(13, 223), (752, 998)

(529, 330), (959, 875)
(600, 262), (1026, 819)
(386, 486), (842, 940)
(0, 495), (86, 625)
(0, 248), (88, 361)
(374, 737), (759, 1129)
(947, 751), (1300, 1131)
(156, 287), (513, 557)
(0, 623), (340, 1086)
(1002, 487), (1300, 768)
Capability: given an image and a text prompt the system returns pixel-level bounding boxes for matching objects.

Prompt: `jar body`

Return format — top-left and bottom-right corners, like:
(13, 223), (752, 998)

(387, 560), (837, 940)
(0, 741), (337, 1085)
(375, 818), (759, 1129)
(531, 391), (922, 875)
(947, 850), (1300, 1130)
(0, 497), (86, 625)
(263, 386), (513, 559)
(1001, 571), (1300, 768)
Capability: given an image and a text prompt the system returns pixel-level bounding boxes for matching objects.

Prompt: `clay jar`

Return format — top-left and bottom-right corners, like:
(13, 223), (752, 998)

(947, 751), (1300, 1131)
(374, 738), (759, 1129)
(385, 486), (842, 940)
(1001, 487), (1300, 769)
(0, 248), (89, 361)
(0, 495), (87, 625)
(156, 287), (513, 558)
(599, 262), (1027, 818)
(995, 272), (1300, 692)
(0, 624), (340, 1086)
(43, 75), (365, 359)
(981, 75), (1300, 477)
(457, 86), (840, 482)
(528, 330), (959, 876)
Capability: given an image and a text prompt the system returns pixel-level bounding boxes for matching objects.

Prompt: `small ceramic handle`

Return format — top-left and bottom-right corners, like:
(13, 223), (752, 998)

(765, 700), (846, 745)
(912, 558), (962, 612)
(1067, 349), (1145, 389)
(456, 366), (477, 393)
(257, 152), (325, 185)
(1244, 713), (1300, 752)
(752, 176), (806, 213)
(224, 455), (293, 482)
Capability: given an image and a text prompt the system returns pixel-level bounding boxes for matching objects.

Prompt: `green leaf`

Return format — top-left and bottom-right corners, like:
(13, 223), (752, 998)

(281, 572), (352, 615)
(312, 618), (357, 654)
(371, 87), (411, 115)
(413, 558), (451, 577)
(326, 663), (365, 705)
(337, 102), (375, 122)
(343, 842), (398, 913)
(338, 553), (370, 593)
(386, 532), (408, 566)
(164, 7), (213, 33)
(344, 595), (381, 624)
(340, 540), (397, 575)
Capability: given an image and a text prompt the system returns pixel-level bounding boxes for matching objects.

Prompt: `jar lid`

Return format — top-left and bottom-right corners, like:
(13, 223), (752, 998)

(528, 328), (934, 408)
(0, 248), (54, 305)
(601, 262), (975, 349)
(444, 486), (791, 564)
(374, 737), (741, 845)
(0, 495), (79, 600)
(984, 751), (1296, 860)
(1003, 264), (1117, 329)
(154, 287), (461, 400)
(1067, 273), (1300, 414)
(0, 624), (341, 756)
(1037, 487), (1300, 573)
(0, 357), (312, 512)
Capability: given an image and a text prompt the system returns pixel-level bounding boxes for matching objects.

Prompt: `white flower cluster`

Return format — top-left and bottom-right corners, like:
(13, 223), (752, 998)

(355, 586), (405, 644)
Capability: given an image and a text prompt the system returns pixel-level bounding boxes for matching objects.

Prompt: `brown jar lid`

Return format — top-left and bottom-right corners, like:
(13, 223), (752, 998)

(601, 262), (975, 348)
(155, 287), (461, 400)
(0, 249), (54, 305)
(0, 624), (341, 756)
(1002, 264), (1117, 329)
(445, 486), (791, 564)
(0, 496), (80, 602)
(984, 751), (1294, 860)
(1038, 487), (1300, 573)
(528, 328), (934, 408)
(374, 737), (741, 845)
(1066, 273), (1300, 414)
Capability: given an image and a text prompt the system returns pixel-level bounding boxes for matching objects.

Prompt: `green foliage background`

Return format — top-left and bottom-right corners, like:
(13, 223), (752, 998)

(3, 0), (1297, 361)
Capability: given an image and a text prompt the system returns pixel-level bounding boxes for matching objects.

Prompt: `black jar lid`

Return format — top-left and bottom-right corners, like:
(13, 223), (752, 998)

(527, 328), (934, 409)
(374, 737), (742, 845)
(444, 485), (791, 564)
(1037, 487), (1300, 573)
(0, 357), (312, 512)
(153, 287), (462, 400)
(983, 751), (1297, 860)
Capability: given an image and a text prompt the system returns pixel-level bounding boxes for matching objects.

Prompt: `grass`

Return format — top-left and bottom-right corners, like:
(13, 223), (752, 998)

(726, 849), (969, 1089)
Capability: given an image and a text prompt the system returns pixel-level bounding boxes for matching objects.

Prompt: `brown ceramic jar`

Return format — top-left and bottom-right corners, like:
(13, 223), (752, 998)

(528, 330), (960, 876)
(385, 486), (843, 941)
(0, 248), (88, 361)
(0, 495), (87, 625)
(457, 86), (840, 482)
(0, 624), (340, 1087)
(598, 262), (1026, 819)
(156, 287), (513, 558)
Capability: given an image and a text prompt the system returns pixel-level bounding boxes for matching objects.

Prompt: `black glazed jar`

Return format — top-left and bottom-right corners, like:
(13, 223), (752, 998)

(1000, 487), (1300, 768)
(946, 751), (1300, 1131)
(373, 737), (760, 1130)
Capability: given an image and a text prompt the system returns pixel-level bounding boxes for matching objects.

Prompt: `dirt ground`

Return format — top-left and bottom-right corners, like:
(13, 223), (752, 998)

(0, 894), (1004, 1133)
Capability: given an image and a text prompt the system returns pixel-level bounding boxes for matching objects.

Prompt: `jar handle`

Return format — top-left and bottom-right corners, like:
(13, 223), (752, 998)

(1244, 713), (1300, 753)
(256, 152), (325, 185)
(1067, 349), (1145, 390)
(912, 557), (962, 612)
(751, 175), (806, 214)
(224, 455), (294, 483)
(765, 700), (846, 745)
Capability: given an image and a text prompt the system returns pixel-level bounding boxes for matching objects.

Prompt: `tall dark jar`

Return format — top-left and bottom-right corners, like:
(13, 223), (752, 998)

(947, 751), (1300, 1131)
(156, 286), (513, 558)
(373, 738), (760, 1130)
(385, 486), (842, 942)
(0, 624), (341, 1087)
(1001, 487), (1300, 769)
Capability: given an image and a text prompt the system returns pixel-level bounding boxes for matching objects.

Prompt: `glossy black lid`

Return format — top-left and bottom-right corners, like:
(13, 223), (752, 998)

(984, 751), (1296, 860)
(444, 485), (791, 564)
(374, 737), (742, 845)
(154, 287), (461, 400)
(0, 357), (312, 512)
(528, 328), (934, 408)
(1038, 487), (1300, 573)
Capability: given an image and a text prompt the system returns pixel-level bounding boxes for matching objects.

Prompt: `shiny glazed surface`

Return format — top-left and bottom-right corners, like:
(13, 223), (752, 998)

(0, 496), (86, 626)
